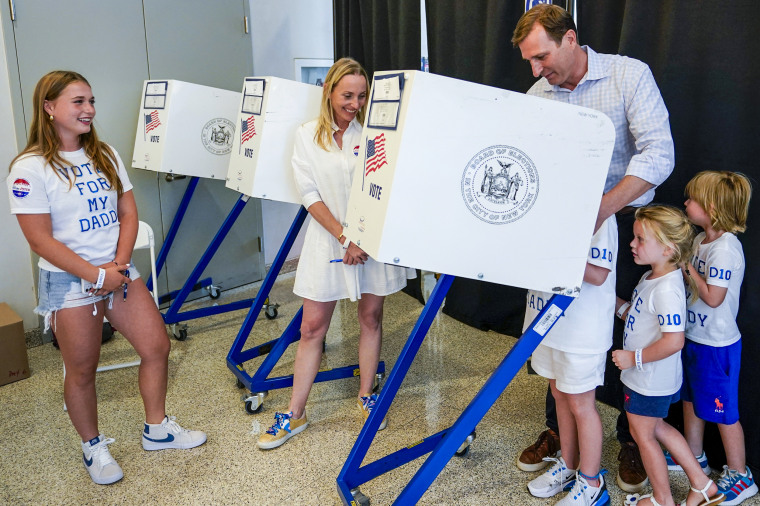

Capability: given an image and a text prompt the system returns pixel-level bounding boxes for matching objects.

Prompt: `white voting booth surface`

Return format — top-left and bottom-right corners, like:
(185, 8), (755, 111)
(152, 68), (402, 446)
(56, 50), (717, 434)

(226, 77), (322, 203)
(132, 80), (239, 179)
(345, 70), (615, 296)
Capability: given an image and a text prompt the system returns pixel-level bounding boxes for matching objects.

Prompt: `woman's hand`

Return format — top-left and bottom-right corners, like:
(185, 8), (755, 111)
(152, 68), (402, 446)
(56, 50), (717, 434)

(342, 241), (369, 265)
(612, 349), (634, 371)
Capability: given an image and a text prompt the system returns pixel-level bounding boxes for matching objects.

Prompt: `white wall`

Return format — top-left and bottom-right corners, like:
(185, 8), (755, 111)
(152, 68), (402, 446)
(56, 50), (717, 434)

(250, 0), (333, 265)
(0, 21), (38, 329)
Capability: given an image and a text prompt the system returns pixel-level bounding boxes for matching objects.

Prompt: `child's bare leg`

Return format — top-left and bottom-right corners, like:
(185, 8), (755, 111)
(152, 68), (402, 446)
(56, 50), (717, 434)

(628, 412), (675, 506)
(567, 389), (602, 486)
(682, 401), (706, 456)
(719, 421), (746, 472)
(551, 381), (578, 469)
(653, 418), (718, 506)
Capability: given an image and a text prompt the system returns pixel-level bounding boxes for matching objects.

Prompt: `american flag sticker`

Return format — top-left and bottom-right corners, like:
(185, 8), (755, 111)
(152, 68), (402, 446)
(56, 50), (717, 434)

(241, 115), (256, 145)
(365, 133), (387, 176)
(145, 110), (161, 134)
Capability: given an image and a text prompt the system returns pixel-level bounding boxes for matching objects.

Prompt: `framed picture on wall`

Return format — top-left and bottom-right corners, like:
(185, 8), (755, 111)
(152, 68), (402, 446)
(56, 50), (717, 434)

(294, 58), (333, 87)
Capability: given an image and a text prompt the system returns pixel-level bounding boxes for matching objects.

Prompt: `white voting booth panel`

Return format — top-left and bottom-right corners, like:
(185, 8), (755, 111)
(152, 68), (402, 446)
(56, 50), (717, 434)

(345, 70), (615, 296)
(226, 77), (322, 203)
(132, 80), (239, 179)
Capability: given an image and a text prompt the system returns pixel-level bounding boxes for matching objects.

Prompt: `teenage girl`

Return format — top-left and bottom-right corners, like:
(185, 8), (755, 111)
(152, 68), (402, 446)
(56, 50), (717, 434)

(7, 71), (205, 485)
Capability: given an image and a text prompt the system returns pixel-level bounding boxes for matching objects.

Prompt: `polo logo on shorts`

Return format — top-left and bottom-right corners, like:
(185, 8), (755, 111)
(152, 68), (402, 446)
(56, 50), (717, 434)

(12, 178), (32, 198)
(714, 397), (724, 413)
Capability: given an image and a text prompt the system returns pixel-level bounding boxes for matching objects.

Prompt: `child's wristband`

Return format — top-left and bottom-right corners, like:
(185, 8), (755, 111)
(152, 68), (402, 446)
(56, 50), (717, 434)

(635, 348), (643, 371)
(94, 268), (106, 290)
(616, 302), (631, 320)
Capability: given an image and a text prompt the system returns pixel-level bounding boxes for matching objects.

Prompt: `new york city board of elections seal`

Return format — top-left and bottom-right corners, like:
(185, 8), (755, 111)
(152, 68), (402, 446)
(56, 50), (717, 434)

(461, 145), (539, 224)
(201, 118), (234, 155)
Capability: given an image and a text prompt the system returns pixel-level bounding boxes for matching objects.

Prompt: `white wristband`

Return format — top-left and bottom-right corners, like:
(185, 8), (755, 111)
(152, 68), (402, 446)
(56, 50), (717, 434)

(635, 348), (643, 371)
(616, 302), (631, 320)
(94, 268), (106, 290)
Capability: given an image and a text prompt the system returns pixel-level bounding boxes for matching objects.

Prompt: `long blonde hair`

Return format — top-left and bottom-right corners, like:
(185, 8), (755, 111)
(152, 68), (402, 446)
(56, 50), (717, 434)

(685, 171), (752, 234)
(9, 70), (123, 195)
(635, 205), (698, 302)
(314, 57), (369, 151)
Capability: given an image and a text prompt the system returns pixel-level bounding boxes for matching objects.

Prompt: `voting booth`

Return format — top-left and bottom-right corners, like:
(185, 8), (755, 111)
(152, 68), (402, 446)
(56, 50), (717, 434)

(130, 80), (265, 340)
(224, 77), (387, 412)
(337, 71), (615, 505)
(226, 77), (322, 203)
(344, 70), (613, 295)
(132, 80), (239, 179)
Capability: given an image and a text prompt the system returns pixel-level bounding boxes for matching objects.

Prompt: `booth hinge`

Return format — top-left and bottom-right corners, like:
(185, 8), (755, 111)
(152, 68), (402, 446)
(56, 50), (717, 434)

(257, 236), (262, 252)
(243, 15), (249, 34)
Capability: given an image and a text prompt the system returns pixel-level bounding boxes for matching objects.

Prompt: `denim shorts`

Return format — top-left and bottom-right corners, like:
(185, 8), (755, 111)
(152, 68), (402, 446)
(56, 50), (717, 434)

(35, 267), (140, 332)
(623, 385), (680, 418)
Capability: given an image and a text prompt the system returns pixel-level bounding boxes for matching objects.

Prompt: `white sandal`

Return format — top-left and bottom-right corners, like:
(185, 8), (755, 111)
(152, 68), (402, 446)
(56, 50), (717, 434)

(625, 493), (662, 506)
(679, 479), (725, 506)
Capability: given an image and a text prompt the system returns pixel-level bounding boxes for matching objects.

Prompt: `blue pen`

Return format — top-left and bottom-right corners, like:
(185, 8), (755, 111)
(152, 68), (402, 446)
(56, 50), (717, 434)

(123, 269), (129, 301)
(329, 258), (343, 263)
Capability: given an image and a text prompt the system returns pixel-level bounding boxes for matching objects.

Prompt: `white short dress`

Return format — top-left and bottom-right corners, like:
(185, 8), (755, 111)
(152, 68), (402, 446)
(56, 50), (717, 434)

(292, 118), (414, 302)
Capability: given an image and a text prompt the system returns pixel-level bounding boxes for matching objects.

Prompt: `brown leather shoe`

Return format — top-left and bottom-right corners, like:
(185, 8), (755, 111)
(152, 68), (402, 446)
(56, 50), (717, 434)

(516, 428), (561, 471)
(617, 441), (649, 493)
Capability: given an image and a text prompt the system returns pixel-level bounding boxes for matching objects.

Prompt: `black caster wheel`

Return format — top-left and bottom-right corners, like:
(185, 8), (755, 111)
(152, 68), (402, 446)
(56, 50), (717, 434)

(455, 430), (477, 457)
(101, 321), (114, 343)
(245, 400), (263, 414)
(264, 305), (278, 320)
(350, 488), (370, 506)
(236, 378), (245, 389)
(174, 328), (188, 341)
(208, 286), (221, 299)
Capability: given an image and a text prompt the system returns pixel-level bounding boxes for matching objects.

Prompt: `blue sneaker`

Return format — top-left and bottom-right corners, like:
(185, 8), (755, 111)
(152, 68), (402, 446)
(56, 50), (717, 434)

(664, 449), (711, 474)
(717, 465), (758, 505)
(555, 471), (610, 505)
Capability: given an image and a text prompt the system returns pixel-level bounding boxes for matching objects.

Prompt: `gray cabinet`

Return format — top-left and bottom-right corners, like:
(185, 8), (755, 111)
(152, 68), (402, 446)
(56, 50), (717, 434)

(3, 0), (264, 302)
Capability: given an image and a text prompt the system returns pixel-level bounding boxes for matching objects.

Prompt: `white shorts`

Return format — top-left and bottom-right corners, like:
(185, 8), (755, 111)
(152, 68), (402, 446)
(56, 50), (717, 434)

(531, 343), (606, 394)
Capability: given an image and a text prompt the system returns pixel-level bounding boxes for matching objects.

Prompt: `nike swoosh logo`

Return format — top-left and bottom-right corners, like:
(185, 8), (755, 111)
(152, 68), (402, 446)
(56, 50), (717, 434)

(83, 454), (93, 467)
(143, 433), (175, 443)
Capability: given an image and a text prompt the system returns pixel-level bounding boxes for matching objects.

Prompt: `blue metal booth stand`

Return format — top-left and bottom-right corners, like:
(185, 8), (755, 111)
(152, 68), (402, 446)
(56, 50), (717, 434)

(225, 206), (385, 413)
(336, 274), (573, 505)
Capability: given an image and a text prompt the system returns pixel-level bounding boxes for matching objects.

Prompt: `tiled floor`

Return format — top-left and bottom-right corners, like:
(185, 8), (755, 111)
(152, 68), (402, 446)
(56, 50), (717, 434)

(0, 272), (740, 505)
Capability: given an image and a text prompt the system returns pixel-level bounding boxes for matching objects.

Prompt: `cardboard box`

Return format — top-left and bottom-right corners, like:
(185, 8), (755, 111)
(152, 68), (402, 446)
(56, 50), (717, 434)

(0, 302), (30, 386)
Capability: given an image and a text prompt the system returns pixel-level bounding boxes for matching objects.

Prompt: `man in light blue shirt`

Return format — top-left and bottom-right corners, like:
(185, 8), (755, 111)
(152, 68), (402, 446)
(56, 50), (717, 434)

(511, 3), (675, 497)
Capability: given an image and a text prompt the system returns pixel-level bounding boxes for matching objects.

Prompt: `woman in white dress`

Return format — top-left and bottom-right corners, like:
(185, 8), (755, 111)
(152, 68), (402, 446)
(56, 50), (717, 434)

(258, 58), (413, 450)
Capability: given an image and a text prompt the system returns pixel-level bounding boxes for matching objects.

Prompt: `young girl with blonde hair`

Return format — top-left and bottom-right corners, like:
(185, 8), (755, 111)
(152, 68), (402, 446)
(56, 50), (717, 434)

(613, 206), (722, 506)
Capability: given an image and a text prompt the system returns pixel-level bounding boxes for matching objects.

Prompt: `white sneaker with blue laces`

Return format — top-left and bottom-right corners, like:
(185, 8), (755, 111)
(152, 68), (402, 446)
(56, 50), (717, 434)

(528, 456), (576, 498)
(142, 415), (207, 450)
(82, 435), (123, 485)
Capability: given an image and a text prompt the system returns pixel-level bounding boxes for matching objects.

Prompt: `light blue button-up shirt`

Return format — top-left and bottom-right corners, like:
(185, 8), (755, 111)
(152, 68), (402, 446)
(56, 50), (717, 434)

(527, 46), (675, 207)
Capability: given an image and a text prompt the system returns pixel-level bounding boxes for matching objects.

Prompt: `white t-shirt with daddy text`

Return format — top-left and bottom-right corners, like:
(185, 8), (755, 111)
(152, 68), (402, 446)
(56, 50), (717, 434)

(8, 147), (133, 272)
(621, 269), (686, 396)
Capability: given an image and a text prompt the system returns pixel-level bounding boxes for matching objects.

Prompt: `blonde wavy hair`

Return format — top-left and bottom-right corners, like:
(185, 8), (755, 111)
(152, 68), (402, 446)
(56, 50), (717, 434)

(685, 171), (752, 235)
(635, 205), (698, 302)
(9, 70), (123, 195)
(314, 57), (369, 151)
